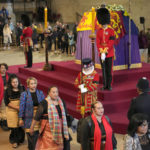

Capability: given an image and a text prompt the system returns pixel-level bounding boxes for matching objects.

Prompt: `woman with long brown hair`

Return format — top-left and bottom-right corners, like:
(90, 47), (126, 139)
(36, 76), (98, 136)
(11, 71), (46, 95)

(4, 74), (25, 148)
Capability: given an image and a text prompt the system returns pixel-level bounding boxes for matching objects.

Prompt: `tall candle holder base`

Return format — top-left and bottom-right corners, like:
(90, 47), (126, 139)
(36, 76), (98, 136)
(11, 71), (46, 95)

(43, 32), (53, 71)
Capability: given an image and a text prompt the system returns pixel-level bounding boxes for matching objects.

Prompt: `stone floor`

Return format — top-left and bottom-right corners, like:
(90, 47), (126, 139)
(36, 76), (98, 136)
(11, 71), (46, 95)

(0, 46), (124, 150)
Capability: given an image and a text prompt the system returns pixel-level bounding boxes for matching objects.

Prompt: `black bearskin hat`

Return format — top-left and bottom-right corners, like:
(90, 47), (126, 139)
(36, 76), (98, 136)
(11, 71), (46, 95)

(21, 14), (31, 27)
(96, 8), (110, 25)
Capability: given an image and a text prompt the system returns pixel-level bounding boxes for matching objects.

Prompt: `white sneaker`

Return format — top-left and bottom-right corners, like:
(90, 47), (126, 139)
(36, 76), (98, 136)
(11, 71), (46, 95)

(3, 47), (6, 50)
(8, 47), (10, 50)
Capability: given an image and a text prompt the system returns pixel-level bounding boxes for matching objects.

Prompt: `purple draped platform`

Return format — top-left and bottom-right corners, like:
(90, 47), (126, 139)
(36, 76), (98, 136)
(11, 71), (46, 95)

(76, 30), (141, 70)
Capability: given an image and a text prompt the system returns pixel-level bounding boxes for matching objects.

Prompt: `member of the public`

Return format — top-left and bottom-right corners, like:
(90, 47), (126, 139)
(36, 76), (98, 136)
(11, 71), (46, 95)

(74, 58), (99, 114)
(96, 7), (115, 91)
(29, 86), (69, 150)
(124, 113), (150, 150)
(80, 101), (117, 150)
(4, 74), (25, 148)
(0, 63), (10, 130)
(19, 77), (45, 150)
(127, 77), (150, 124)
(20, 14), (33, 68)
(3, 23), (12, 50)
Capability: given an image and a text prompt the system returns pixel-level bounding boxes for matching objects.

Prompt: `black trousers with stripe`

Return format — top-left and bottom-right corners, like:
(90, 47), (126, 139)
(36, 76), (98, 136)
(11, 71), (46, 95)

(100, 57), (113, 88)
(25, 46), (33, 67)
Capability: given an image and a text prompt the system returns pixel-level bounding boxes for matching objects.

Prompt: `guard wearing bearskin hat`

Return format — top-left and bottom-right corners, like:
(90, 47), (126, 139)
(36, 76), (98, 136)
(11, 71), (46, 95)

(20, 14), (33, 68)
(96, 7), (115, 91)
(74, 58), (99, 115)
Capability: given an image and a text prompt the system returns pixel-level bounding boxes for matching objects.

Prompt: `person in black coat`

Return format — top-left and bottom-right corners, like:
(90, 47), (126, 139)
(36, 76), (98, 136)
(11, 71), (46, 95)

(127, 77), (150, 124)
(53, 27), (58, 51)
(81, 101), (117, 150)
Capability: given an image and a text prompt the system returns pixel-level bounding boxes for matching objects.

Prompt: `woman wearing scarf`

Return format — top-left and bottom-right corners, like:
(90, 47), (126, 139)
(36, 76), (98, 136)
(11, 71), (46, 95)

(4, 74), (25, 148)
(81, 101), (117, 150)
(0, 63), (10, 130)
(19, 77), (45, 150)
(29, 86), (69, 150)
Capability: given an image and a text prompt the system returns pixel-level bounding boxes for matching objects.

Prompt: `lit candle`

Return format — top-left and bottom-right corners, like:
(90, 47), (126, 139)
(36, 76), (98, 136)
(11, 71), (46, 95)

(44, 7), (48, 29)
(91, 7), (95, 33)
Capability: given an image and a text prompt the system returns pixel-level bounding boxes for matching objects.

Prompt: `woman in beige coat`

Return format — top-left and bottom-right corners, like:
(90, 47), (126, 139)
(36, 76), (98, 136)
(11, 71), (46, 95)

(3, 23), (12, 49)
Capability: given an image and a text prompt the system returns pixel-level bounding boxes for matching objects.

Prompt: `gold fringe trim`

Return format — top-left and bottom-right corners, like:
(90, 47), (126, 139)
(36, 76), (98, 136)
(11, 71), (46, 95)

(99, 48), (108, 54)
(75, 60), (142, 71)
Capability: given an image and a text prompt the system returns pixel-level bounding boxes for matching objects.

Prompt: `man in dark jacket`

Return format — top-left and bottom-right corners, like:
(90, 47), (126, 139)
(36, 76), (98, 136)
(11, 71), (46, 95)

(127, 77), (150, 124)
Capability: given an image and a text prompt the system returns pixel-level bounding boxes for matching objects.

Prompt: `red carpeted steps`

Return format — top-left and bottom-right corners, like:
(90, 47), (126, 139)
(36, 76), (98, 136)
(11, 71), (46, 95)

(13, 61), (150, 134)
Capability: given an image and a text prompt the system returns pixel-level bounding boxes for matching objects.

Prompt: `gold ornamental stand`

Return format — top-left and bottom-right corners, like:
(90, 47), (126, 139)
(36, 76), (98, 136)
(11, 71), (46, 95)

(43, 32), (53, 71)
(43, 7), (52, 71)
(89, 7), (96, 65)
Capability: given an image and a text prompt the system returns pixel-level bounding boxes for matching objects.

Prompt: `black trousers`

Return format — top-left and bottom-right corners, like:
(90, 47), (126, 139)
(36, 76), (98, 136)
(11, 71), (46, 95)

(9, 127), (25, 144)
(100, 57), (113, 88)
(38, 34), (44, 48)
(26, 131), (39, 150)
(57, 39), (62, 49)
(54, 40), (57, 50)
(26, 46), (33, 67)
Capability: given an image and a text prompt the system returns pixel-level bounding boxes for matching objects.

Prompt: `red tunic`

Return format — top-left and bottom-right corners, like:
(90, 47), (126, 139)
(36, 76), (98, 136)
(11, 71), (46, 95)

(74, 70), (99, 113)
(21, 27), (33, 51)
(96, 27), (115, 58)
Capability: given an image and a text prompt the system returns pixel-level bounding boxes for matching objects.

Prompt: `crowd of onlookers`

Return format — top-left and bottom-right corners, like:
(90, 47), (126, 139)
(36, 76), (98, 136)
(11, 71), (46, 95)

(0, 6), (78, 56)
(30, 21), (78, 56)
(0, 19), (78, 55)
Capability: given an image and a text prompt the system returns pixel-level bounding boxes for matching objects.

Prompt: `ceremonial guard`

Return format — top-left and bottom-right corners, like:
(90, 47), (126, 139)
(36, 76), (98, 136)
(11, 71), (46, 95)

(96, 7), (115, 90)
(21, 15), (33, 68)
(75, 58), (99, 114)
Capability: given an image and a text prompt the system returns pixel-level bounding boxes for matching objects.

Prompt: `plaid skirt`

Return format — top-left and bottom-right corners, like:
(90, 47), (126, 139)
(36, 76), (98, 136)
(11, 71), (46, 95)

(35, 119), (63, 150)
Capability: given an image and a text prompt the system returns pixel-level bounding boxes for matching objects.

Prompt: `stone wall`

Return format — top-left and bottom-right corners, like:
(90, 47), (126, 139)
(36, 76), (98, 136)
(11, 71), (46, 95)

(0, 0), (149, 31)
(49, 0), (150, 31)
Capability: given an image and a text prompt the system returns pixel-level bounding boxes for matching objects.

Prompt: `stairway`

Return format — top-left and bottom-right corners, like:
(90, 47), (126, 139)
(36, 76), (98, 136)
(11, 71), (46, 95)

(15, 61), (150, 134)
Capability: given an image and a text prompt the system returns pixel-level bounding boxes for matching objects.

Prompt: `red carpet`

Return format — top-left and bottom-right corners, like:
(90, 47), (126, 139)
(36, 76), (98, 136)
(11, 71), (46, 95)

(8, 61), (150, 134)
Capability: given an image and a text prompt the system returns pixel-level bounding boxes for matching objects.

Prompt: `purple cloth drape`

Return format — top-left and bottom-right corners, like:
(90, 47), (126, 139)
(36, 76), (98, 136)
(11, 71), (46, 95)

(75, 30), (141, 69)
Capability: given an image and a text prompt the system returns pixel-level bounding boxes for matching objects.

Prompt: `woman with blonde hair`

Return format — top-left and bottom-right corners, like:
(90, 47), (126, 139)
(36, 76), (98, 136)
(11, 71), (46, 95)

(19, 77), (45, 150)
(3, 23), (12, 49)
(37, 23), (44, 48)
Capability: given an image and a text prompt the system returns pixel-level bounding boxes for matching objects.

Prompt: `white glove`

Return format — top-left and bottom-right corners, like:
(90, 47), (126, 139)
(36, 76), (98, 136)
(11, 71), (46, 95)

(81, 87), (88, 93)
(101, 53), (106, 61)
(78, 84), (85, 89)
(79, 84), (88, 93)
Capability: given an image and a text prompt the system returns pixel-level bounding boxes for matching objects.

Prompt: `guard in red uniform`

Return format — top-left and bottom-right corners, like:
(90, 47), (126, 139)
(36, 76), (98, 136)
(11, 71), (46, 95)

(75, 58), (99, 114)
(21, 14), (33, 68)
(96, 8), (115, 91)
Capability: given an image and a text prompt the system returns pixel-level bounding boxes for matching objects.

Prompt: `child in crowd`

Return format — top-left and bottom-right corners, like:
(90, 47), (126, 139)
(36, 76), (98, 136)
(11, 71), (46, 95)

(68, 31), (75, 56)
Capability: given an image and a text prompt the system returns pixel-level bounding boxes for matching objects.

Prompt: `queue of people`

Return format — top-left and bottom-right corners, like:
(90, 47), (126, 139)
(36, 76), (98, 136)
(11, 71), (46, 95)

(0, 63), (76, 149)
(1, 61), (150, 150)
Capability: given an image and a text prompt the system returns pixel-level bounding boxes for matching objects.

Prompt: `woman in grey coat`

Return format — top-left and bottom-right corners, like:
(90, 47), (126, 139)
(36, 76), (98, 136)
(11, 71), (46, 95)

(124, 113), (150, 150)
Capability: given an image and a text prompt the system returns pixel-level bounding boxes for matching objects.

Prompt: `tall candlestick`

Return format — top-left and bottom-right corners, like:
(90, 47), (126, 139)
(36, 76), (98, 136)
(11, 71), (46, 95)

(44, 7), (48, 29)
(91, 7), (95, 33)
